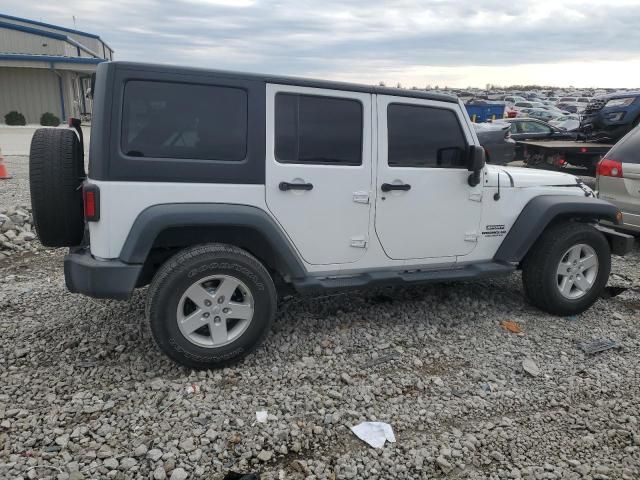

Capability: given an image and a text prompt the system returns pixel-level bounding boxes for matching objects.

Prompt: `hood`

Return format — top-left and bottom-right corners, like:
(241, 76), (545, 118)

(487, 165), (579, 187)
(594, 90), (640, 101)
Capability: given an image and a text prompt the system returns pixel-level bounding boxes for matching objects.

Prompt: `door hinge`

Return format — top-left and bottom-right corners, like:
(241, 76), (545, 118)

(469, 191), (483, 202)
(464, 232), (478, 242)
(350, 236), (368, 248)
(352, 191), (370, 204)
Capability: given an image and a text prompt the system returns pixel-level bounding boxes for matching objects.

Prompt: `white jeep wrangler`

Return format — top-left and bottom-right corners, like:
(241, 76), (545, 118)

(29, 62), (634, 368)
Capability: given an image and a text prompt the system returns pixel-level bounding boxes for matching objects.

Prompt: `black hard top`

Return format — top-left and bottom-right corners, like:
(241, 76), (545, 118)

(107, 61), (459, 104)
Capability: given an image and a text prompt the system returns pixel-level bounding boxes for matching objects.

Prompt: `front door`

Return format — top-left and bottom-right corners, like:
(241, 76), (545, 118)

(265, 84), (372, 265)
(374, 95), (483, 260)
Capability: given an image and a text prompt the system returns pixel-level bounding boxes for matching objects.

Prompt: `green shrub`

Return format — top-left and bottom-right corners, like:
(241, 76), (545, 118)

(40, 112), (61, 127)
(5, 111), (26, 126)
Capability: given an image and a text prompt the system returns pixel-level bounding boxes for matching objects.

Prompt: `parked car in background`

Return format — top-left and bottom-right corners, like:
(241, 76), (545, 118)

(545, 105), (570, 115)
(513, 101), (546, 110)
(549, 114), (581, 131)
(502, 95), (527, 105)
(473, 122), (516, 165)
(514, 107), (533, 118)
(504, 104), (518, 118)
(556, 102), (585, 114)
(526, 108), (561, 122)
(581, 91), (640, 142)
(500, 118), (578, 141)
(597, 125), (640, 233)
(499, 118), (577, 160)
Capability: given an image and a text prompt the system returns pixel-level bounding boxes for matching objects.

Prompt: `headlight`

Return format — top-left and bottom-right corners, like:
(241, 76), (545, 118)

(605, 97), (635, 108)
(606, 112), (625, 121)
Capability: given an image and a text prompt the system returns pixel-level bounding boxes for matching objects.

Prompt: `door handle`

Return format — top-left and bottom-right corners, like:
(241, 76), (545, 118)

(279, 181), (313, 191)
(381, 183), (411, 192)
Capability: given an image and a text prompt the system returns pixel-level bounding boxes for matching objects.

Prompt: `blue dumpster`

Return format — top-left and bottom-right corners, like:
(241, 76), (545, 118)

(465, 103), (505, 123)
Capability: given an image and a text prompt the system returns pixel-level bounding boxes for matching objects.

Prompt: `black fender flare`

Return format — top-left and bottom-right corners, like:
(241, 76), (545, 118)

(118, 203), (307, 279)
(494, 195), (620, 263)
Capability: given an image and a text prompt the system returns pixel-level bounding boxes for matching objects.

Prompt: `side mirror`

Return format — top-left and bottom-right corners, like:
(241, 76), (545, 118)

(467, 146), (485, 187)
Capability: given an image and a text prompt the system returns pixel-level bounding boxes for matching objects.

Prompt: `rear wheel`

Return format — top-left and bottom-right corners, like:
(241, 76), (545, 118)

(29, 128), (85, 247)
(522, 222), (611, 315)
(147, 243), (277, 369)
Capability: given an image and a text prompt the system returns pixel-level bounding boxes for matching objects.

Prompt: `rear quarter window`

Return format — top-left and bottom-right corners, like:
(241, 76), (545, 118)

(121, 81), (248, 161)
(606, 126), (640, 164)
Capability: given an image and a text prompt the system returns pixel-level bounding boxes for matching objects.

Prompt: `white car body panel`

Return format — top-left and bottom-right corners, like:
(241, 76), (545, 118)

(264, 84), (373, 266)
(87, 182), (268, 260)
(89, 90), (589, 278)
(493, 166), (578, 187)
(374, 94), (483, 260)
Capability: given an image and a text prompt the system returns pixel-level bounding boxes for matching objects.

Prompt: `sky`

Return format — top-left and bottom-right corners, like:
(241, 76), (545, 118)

(4, 0), (640, 89)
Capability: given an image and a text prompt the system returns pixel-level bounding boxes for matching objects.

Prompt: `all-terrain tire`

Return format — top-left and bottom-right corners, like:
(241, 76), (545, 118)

(147, 243), (277, 369)
(29, 128), (85, 247)
(522, 222), (611, 316)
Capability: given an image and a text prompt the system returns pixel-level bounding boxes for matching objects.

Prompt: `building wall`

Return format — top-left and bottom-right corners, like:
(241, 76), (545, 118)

(0, 17), (110, 60)
(0, 15), (109, 124)
(0, 28), (67, 56)
(0, 67), (64, 124)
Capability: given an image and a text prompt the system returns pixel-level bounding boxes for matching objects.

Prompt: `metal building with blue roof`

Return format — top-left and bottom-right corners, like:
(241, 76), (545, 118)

(0, 13), (112, 124)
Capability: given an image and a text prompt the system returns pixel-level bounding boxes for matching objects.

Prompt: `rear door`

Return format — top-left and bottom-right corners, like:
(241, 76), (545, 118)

(265, 84), (372, 265)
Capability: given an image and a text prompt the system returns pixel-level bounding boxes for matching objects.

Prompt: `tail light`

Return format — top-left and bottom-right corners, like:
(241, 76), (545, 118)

(82, 183), (100, 221)
(596, 159), (624, 178)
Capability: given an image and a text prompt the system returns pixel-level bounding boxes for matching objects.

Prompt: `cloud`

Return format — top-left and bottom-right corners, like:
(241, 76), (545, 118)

(183, 0), (256, 6)
(3, 0), (640, 87)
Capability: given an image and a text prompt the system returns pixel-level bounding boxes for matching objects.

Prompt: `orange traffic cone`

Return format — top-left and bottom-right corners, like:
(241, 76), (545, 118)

(0, 147), (11, 180)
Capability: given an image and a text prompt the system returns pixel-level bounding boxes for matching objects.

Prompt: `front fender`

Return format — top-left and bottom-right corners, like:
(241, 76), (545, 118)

(494, 195), (620, 263)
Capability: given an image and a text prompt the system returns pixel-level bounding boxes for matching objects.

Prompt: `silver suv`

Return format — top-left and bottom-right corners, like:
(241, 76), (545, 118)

(597, 125), (640, 233)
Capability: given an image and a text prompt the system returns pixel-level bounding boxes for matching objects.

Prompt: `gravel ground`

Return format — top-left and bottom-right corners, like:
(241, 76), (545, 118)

(1, 155), (639, 480)
(1, 156), (31, 207)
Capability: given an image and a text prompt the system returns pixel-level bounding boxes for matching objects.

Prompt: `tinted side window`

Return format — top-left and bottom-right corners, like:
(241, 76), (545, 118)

(121, 81), (247, 161)
(387, 104), (467, 168)
(275, 93), (362, 165)
(521, 121), (551, 134)
(606, 126), (640, 164)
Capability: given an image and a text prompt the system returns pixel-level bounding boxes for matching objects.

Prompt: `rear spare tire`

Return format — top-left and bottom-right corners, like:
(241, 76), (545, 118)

(29, 128), (85, 247)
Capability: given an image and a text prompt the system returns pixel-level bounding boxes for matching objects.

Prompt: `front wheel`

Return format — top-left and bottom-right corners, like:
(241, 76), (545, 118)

(147, 244), (277, 369)
(522, 222), (611, 316)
